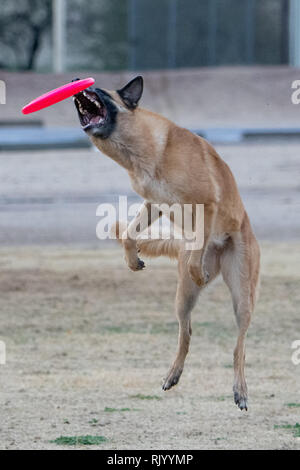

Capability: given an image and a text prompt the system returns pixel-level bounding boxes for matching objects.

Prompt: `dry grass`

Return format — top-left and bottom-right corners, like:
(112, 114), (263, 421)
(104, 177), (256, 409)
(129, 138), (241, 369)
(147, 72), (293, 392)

(0, 242), (299, 449)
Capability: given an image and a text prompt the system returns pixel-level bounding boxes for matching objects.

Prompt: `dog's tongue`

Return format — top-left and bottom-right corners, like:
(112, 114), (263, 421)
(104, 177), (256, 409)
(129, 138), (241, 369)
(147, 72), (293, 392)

(90, 115), (102, 124)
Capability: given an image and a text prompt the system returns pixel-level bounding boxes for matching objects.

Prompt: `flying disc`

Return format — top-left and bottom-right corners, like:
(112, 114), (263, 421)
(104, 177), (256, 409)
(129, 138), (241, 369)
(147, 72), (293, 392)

(22, 77), (95, 115)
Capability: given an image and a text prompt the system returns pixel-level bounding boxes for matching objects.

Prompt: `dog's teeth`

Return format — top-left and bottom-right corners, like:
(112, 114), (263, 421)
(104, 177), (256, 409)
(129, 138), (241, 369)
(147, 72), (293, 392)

(79, 104), (87, 115)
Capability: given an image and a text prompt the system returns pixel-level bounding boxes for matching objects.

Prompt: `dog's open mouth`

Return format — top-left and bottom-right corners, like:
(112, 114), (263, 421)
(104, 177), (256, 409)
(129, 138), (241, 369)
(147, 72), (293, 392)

(73, 90), (107, 130)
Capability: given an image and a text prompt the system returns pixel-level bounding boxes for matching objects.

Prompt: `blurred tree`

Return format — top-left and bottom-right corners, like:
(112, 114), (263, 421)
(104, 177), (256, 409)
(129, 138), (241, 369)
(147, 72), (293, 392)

(67, 0), (128, 71)
(0, 0), (51, 70)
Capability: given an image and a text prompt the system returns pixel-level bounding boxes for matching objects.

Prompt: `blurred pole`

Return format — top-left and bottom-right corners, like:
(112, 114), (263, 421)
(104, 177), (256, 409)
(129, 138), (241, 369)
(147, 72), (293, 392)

(167, 0), (177, 69)
(281, 0), (289, 64)
(128, 0), (137, 70)
(289, 0), (300, 66)
(208, 0), (217, 65)
(245, 0), (255, 64)
(53, 0), (66, 73)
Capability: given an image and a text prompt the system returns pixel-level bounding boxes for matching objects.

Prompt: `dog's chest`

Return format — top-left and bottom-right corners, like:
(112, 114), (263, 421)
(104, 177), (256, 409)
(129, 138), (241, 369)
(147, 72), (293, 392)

(131, 173), (176, 204)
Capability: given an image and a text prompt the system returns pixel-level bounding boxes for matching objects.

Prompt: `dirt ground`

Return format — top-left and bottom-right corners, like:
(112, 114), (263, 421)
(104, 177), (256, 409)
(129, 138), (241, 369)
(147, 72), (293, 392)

(0, 242), (299, 450)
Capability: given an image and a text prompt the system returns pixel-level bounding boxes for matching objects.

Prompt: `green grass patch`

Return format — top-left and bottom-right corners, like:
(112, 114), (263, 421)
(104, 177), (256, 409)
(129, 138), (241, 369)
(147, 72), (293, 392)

(103, 325), (132, 334)
(104, 407), (133, 412)
(274, 423), (300, 437)
(88, 418), (99, 425)
(130, 394), (162, 400)
(205, 394), (232, 402)
(102, 322), (178, 335)
(285, 403), (300, 408)
(51, 435), (107, 446)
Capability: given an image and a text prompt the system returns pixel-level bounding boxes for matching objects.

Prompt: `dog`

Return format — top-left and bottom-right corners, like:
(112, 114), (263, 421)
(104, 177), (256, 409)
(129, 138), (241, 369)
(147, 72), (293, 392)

(73, 76), (260, 411)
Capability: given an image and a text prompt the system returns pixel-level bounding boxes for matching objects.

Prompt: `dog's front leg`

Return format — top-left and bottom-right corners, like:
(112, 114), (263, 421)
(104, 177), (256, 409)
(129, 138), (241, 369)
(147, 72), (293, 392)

(122, 201), (161, 271)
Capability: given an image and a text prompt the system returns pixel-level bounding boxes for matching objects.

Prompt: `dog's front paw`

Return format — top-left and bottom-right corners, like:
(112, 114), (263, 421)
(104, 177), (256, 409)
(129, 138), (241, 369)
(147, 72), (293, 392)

(188, 264), (209, 287)
(127, 257), (145, 272)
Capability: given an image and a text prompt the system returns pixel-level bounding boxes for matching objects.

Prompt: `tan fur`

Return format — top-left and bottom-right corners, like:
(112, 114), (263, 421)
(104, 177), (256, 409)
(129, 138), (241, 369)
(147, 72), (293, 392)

(90, 83), (260, 410)
(111, 221), (180, 259)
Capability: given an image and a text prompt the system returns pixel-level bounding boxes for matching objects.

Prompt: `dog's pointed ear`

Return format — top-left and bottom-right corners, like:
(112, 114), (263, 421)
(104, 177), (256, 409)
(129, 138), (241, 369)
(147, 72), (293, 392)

(117, 76), (143, 109)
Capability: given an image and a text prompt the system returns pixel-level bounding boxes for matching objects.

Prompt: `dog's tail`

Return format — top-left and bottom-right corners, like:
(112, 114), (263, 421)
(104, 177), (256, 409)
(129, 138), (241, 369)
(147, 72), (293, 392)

(110, 221), (180, 259)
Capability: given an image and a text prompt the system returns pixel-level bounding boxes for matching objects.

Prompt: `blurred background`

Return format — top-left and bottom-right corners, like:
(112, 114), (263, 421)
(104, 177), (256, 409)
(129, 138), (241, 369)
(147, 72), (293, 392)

(0, 0), (294, 71)
(0, 0), (299, 244)
(0, 0), (300, 450)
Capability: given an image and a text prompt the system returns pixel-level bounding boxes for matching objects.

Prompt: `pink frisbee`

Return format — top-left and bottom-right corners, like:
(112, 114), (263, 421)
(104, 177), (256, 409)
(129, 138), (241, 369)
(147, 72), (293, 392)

(22, 77), (95, 114)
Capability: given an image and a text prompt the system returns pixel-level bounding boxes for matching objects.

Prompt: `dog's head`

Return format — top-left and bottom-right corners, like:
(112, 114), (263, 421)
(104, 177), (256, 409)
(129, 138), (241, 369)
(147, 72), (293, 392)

(73, 76), (143, 139)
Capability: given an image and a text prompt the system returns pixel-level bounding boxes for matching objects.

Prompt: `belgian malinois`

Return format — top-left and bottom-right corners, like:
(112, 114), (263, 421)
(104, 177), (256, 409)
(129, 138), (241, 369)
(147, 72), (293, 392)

(73, 76), (260, 411)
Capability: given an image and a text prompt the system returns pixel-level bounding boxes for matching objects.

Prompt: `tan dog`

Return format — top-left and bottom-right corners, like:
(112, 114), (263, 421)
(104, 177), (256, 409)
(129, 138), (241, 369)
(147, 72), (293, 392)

(73, 76), (260, 410)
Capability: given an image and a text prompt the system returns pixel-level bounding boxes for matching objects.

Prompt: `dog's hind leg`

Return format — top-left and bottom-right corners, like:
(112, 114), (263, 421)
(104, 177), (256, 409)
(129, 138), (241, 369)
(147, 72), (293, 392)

(162, 244), (221, 391)
(187, 203), (217, 287)
(220, 214), (260, 410)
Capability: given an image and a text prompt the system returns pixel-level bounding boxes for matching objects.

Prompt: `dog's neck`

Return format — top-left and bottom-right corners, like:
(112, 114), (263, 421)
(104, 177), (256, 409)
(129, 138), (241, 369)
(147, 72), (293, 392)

(90, 107), (170, 178)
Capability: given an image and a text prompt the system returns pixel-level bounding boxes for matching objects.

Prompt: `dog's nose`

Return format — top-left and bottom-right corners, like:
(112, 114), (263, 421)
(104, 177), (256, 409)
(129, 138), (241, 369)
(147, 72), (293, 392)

(71, 78), (81, 82)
